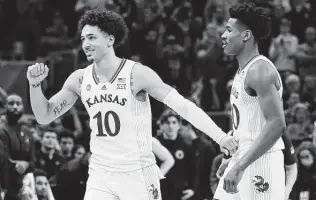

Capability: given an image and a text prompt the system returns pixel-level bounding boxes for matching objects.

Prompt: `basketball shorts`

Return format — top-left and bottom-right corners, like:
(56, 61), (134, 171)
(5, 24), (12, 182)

(213, 150), (285, 200)
(84, 164), (163, 200)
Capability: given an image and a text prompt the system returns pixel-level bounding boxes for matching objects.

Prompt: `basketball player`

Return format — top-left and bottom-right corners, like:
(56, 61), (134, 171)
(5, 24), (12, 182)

(213, 2), (287, 200)
(26, 9), (238, 200)
(216, 132), (297, 200)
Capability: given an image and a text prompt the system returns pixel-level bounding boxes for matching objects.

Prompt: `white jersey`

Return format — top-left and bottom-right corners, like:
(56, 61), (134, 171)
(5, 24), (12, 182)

(80, 58), (155, 172)
(230, 55), (284, 155)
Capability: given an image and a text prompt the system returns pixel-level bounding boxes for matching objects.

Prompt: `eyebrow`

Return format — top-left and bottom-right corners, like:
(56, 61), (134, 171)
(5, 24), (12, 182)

(81, 33), (95, 38)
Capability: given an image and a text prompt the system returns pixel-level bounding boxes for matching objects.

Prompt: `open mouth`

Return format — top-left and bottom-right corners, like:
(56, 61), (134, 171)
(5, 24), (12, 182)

(222, 41), (227, 48)
(85, 49), (95, 56)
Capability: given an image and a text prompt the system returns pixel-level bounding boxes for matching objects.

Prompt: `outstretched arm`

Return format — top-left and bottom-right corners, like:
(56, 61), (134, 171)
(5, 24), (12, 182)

(152, 137), (175, 176)
(27, 63), (83, 124)
(131, 64), (238, 154)
(234, 60), (286, 171)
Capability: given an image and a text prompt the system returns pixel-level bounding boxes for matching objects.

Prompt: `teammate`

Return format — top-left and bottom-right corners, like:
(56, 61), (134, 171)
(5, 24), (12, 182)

(26, 9), (238, 200)
(213, 2), (287, 200)
(216, 132), (298, 200)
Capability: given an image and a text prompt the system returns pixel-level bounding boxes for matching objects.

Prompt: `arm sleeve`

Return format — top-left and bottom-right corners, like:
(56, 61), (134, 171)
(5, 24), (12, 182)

(163, 89), (226, 144)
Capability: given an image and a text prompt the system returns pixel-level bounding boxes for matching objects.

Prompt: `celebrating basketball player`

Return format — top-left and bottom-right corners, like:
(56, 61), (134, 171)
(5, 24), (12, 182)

(27, 8), (238, 200)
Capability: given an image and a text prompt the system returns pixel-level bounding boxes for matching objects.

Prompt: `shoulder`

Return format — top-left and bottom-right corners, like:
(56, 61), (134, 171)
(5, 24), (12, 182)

(246, 59), (277, 89)
(131, 63), (153, 80)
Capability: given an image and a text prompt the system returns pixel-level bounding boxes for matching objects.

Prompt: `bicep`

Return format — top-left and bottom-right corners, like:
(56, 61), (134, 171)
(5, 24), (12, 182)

(257, 85), (284, 121)
(133, 64), (173, 102)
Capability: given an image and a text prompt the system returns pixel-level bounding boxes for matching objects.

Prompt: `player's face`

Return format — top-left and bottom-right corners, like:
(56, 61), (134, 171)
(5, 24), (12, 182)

(299, 149), (314, 168)
(221, 18), (245, 55)
(81, 25), (114, 62)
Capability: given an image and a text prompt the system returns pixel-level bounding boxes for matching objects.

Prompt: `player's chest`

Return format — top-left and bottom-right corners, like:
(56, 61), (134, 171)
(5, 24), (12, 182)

(81, 83), (130, 110)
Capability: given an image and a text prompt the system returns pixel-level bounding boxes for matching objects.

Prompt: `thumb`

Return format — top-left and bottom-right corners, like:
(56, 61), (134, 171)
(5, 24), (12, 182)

(221, 148), (229, 156)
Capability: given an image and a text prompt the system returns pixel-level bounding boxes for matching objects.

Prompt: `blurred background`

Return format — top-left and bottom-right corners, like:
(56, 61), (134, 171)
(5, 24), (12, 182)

(0, 0), (316, 200)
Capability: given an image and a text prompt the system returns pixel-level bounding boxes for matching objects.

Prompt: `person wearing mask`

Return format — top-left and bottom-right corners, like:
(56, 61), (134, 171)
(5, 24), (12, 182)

(0, 94), (35, 200)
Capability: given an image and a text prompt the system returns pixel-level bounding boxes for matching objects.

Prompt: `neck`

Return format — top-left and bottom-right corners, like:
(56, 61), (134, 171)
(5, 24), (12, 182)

(163, 132), (178, 140)
(236, 43), (260, 71)
(94, 49), (120, 71)
(5, 115), (19, 125)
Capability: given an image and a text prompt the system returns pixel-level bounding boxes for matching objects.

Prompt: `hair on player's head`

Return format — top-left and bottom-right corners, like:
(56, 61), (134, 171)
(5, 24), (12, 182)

(33, 169), (48, 178)
(78, 8), (129, 47)
(229, 2), (272, 41)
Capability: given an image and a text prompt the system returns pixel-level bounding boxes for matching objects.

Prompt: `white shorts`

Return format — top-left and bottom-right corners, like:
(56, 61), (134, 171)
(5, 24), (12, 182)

(213, 150), (285, 200)
(84, 164), (163, 200)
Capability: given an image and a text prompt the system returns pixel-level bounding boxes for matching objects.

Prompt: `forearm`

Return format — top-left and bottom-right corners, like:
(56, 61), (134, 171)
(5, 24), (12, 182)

(163, 89), (226, 143)
(29, 84), (51, 124)
(235, 119), (285, 170)
(285, 164), (297, 192)
(159, 160), (174, 176)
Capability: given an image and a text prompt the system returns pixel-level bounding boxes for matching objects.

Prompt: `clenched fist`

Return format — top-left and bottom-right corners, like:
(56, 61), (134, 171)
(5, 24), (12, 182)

(27, 63), (49, 85)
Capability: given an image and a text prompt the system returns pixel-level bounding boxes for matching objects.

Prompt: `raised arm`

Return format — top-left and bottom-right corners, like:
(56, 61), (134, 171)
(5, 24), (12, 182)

(131, 64), (238, 155)
(27, 63), (83, 124)
(152, 137), (174, 176)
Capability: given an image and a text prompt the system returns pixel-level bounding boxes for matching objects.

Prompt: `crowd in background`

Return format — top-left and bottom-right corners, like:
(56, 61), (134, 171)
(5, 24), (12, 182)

(0, 0), (316, 199)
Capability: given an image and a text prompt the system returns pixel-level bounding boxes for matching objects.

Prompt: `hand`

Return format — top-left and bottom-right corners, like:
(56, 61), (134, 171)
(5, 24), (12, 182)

(27, 63), (49, 85)
(14, 160), (29, 175)
(216, 157), (231, 178)
(219, 135), (238, 156)
(223, 166), (244, 194)
(181, 189), (194, 200)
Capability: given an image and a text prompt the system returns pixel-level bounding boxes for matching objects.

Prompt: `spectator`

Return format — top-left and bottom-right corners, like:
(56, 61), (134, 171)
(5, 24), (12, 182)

(19, 169), (55, 200)
(35, 129), (65, 182)
(286, 103), (314, 146)
(59, 131), (74, 161)
(302, 76), (316, 113)
(291, 141), (316, 200)
(156, 110), (196, 200)
(295, 26), (316, 79)
(0, 94), (35, 200)
(180, 119), (217, 200)
(269, 18), (298, 77)
(71, 144), (86, 160)
(284, 74), (301, 102)
(55, 153), (90, 200)
(9, 41), (25, 61)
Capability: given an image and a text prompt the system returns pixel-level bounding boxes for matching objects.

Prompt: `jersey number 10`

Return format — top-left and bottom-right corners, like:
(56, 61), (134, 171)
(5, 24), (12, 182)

(93, 111), (121, 136)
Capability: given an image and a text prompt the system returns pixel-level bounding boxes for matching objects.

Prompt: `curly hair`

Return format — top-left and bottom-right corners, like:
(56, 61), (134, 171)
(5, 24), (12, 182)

(229, 2), (272, 40)
(78, 8), (129, 47)
(295, 141), (316, 162)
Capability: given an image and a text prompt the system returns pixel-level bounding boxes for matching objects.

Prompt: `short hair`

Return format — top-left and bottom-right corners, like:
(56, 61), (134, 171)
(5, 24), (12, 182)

(229, 3), (272, 40)
(78, 8), (129, 47)
(42, 128), (58, 138)
(33, 169), (47, 178)
(59, 129), (75, 141)
(159, 109), (181, 125)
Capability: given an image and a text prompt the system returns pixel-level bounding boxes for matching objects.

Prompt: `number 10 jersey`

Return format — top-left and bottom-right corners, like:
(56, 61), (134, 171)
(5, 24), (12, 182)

(230, 55), (284, 155)
(80, 59), (155, 172)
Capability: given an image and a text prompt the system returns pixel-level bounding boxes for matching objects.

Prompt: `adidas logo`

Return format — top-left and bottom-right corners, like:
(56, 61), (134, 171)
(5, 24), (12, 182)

(101, 85), (107, 90)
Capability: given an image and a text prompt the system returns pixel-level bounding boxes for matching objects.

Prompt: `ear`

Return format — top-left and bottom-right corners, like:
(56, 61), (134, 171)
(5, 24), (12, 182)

(243, 30), (252, 42)
(107, 35), (115, 47)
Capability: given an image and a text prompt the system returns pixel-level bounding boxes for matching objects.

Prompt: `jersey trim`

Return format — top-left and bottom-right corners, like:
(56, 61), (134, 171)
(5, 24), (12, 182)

(92, 58), (127, 84)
